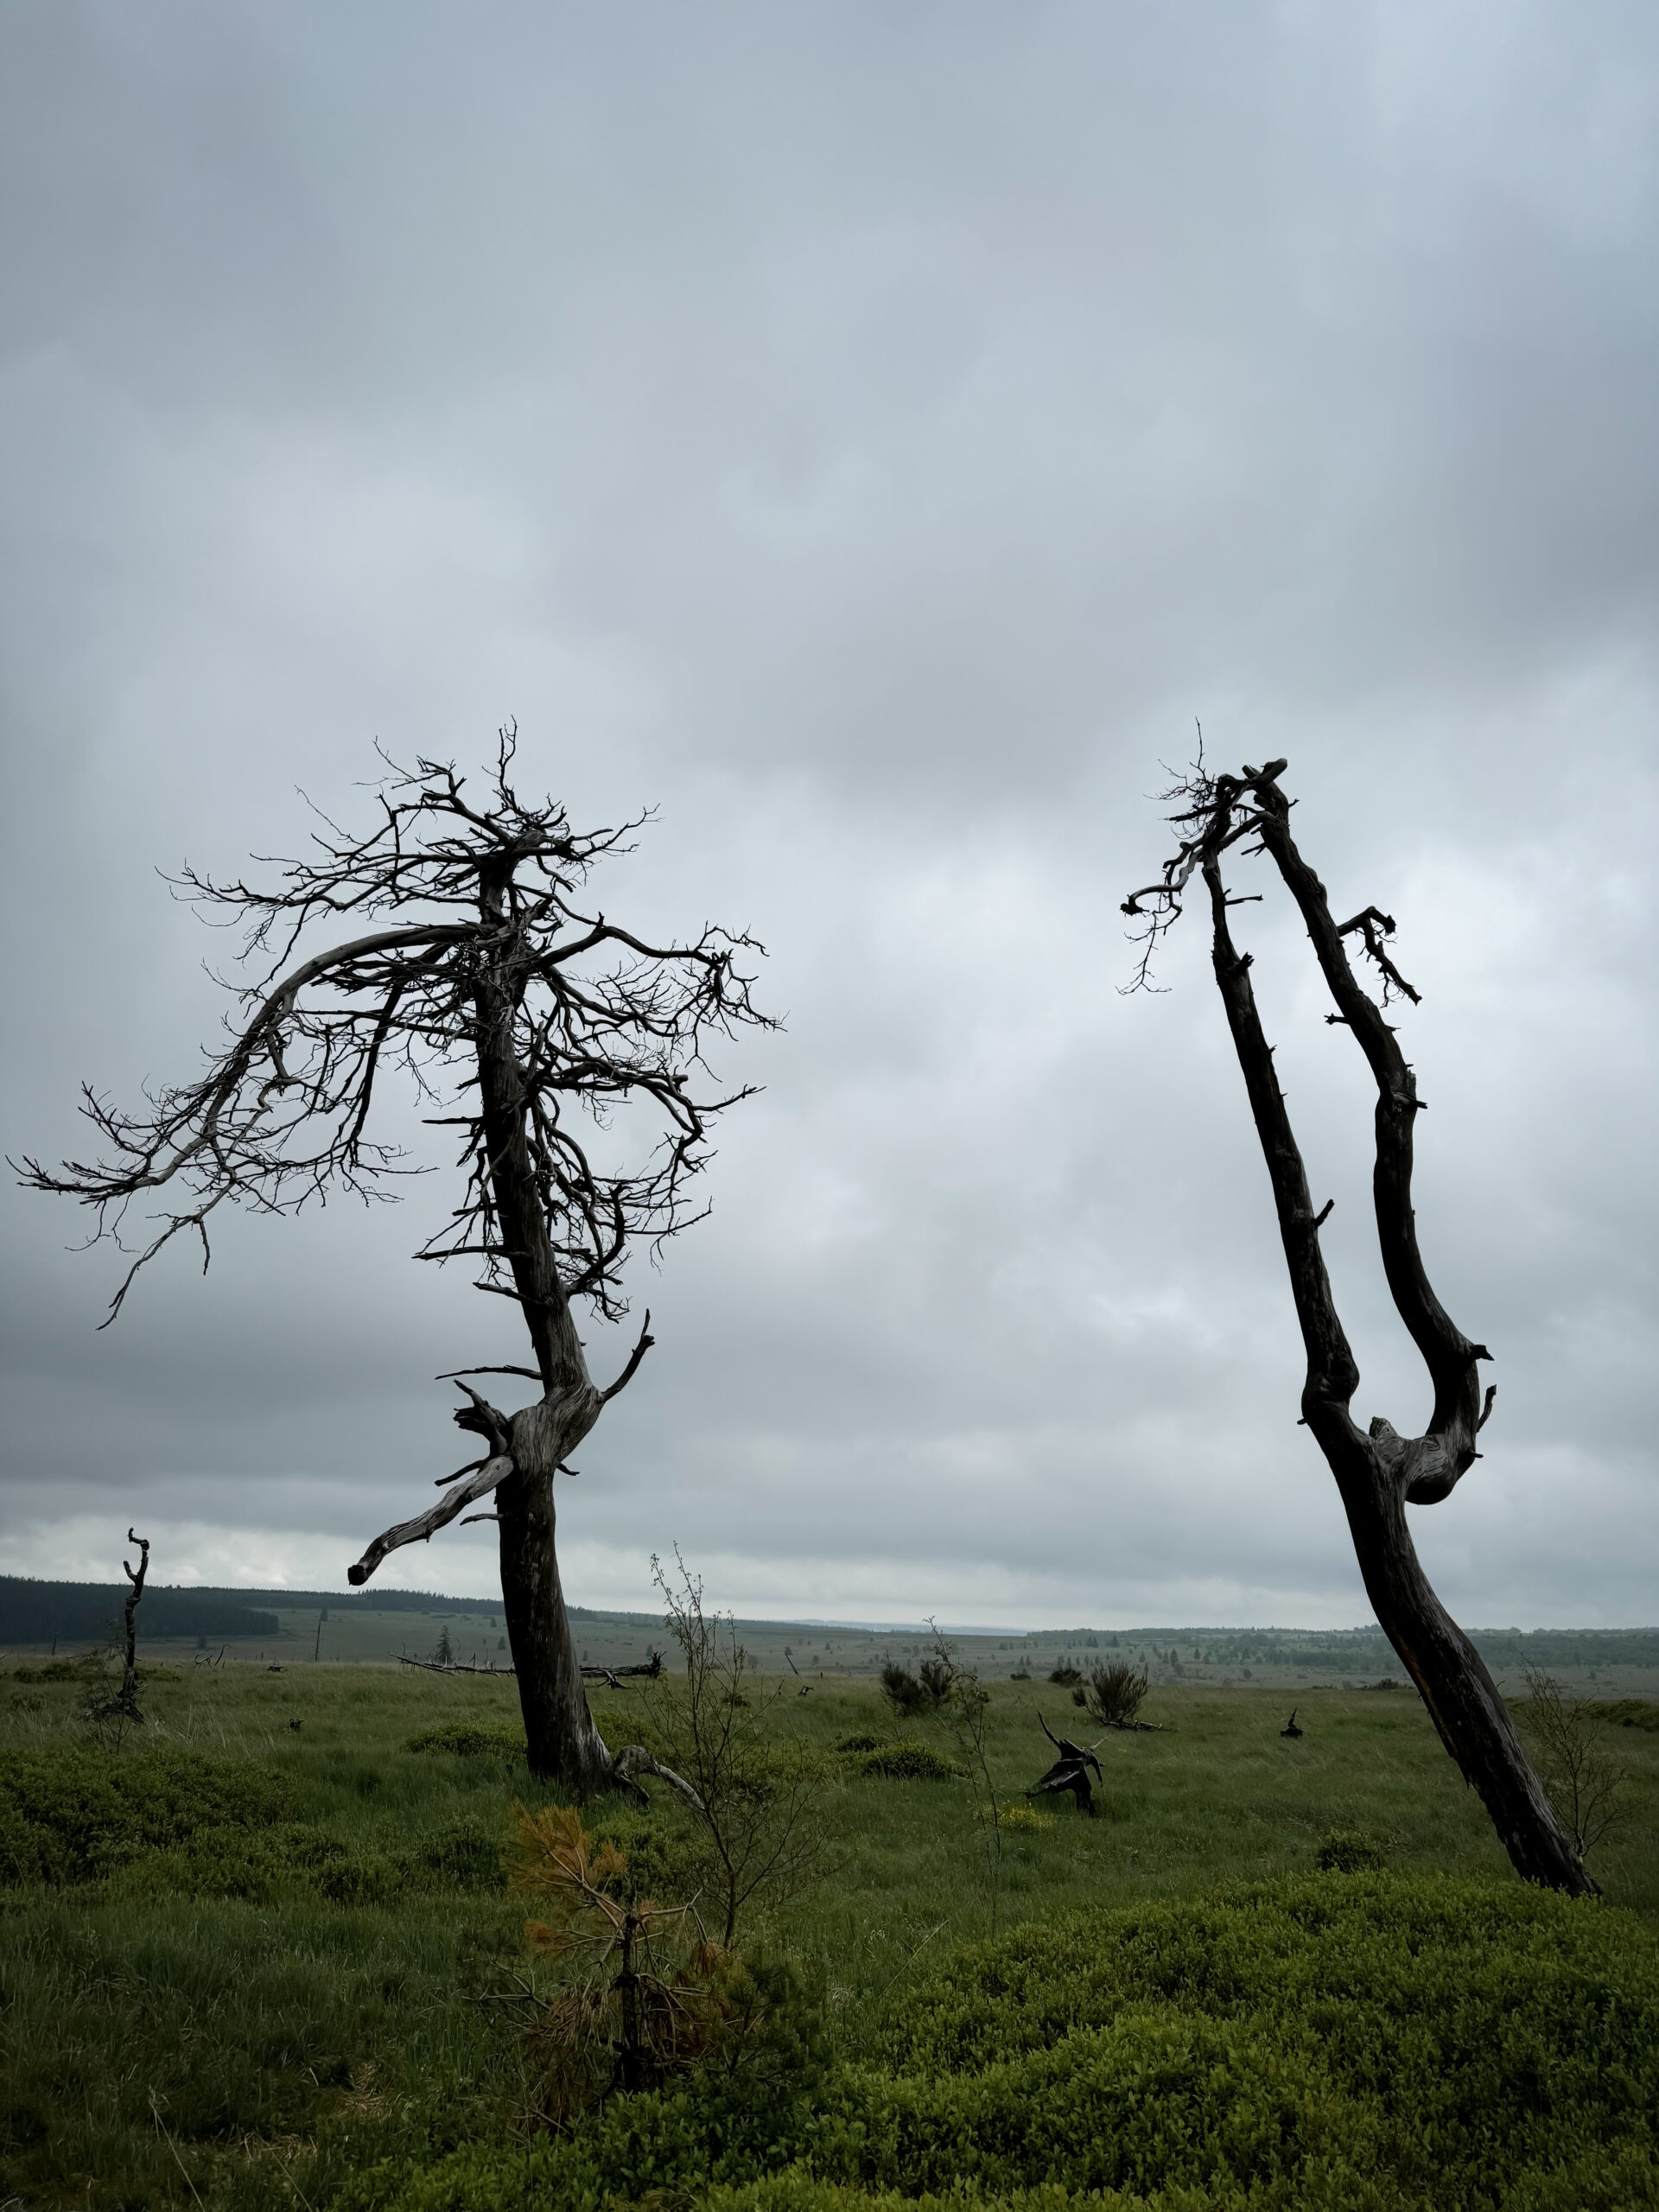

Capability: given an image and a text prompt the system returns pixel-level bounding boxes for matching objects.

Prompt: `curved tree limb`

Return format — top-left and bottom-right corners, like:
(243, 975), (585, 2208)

(348, 1452), (515, 1585)
(612, 1744), (707, 1815)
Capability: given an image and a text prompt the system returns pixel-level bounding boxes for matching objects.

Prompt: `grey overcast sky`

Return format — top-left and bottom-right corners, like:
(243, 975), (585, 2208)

(2, 1), (1655, 1630)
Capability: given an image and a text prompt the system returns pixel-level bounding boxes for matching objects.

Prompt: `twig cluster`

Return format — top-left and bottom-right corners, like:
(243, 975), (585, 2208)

(16, 729), (773, 1328)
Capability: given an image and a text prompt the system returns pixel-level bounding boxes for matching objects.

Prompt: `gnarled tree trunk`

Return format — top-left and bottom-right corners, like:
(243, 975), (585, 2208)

(1125, 757), (1595, 1897)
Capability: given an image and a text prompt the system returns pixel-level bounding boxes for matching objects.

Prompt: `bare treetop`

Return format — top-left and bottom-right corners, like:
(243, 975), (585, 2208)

(18, 730), (772, 1343)
(1122, 747), (1420, 1010)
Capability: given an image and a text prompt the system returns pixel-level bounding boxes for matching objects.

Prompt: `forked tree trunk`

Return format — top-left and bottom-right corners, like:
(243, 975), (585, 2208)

(1183, 766), (1594, 1897)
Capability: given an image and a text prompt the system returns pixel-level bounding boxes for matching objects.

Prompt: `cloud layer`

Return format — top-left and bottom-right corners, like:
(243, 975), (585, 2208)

(3, 0), (1655, 1627)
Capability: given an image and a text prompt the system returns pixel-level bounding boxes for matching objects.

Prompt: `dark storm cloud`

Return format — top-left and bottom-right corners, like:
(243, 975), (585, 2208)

(2, 0), (1654, 1627)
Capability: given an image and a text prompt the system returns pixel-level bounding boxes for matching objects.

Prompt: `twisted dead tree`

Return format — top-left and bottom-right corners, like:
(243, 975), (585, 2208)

(18, 734), (772, 1796)
(1025, 1714), (1103, 1815)
(1122, 753), (1593, 1894)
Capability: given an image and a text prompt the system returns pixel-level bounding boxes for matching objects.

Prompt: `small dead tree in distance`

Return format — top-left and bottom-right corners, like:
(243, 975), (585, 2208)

(17, 735), (772, 1797)
(1122, 752), (1593, 1897)
(116, 1529), (149, 1724)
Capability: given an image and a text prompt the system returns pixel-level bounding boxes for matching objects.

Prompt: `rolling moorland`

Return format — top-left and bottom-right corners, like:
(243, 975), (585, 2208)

(5, 1578), (1658, 1698)
(3, 1614), (1658, 2212)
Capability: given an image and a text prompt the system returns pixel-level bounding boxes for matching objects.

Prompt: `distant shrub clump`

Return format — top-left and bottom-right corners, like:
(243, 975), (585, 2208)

(1315, 1827), (1387, 1872)
(406, 1815), (505, 1893)
(878, 1661), (953, 1719)
(851, 1742), (960, 1782)
(0, 1749), (290, 1887)
(406, 1721), (527, 1759)
(0, 1746), (506, 1902)
(1074, 1660), (1151, 1728)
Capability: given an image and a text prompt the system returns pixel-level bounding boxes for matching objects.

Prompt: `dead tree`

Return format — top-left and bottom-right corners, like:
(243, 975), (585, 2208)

(1122, 753), (1594, 1895)
(1025, 1713), (1103, 1815)
(18, 734), (772, 1796)
(116, 1529), (149, 1723)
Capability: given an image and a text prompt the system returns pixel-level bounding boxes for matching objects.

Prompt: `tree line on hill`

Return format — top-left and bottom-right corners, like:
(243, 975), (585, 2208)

(0, 1580), (280, 1646)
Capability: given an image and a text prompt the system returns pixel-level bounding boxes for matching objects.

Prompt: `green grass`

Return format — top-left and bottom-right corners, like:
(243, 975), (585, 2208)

(3, 1662), (1657, 2211)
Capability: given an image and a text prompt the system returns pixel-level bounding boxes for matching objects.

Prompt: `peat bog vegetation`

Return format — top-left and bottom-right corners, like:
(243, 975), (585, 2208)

(3, 1660), (1658, 2212)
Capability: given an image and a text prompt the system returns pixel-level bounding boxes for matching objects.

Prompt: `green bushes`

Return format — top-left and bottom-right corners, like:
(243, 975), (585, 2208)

(345, 1874), (1659, 2212)
(879, 1662), (952, 1719)
(406, 1721), (528, 1758)
(0, 1747), (289, 1885)
(1313, 1827), (1386, 1872)
(850, 1742), (960, 1782)
(0, 1747), (505, 1903)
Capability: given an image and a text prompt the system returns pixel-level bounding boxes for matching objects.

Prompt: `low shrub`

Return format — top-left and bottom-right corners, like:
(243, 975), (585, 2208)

(1604, 1699), (1659, 1732)
(878, 1664), (927, 1719)
(834, 1733), (879, 1754)
(340, 1874), (1659, 2212)
(879, 1661), (953, 1719)
(1314, 1827), (1386, 1872)
(406, 1722), (528, 1759)
(584, 1806), (704, 1906)
(410, 1815), (506, 1893)
(0, 1745), (511, 1903)
(0, 1748), (289, 1886)
(1077, 1660), (1151, 1729)
(996, 1805), (1054, 1834)
(850, 1744), (960, 1783)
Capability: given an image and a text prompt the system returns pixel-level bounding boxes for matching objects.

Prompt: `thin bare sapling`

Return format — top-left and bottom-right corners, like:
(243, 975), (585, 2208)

(641, 1553), (830, 1948)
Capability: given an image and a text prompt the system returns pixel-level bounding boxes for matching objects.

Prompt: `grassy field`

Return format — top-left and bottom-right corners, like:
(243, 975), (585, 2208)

(3, 1658), (1657, 2211)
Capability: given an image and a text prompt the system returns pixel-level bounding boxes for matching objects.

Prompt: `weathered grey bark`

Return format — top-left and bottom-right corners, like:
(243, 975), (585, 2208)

(495, 1460), (613, 1790)
(1124, 757), (1595, 1897)
(22, 737), (768, 1799)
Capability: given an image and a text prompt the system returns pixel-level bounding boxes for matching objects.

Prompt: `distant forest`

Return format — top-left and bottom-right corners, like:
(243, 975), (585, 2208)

(0, 1580), (283, 1645)
(1, 1576), (1653, 1669)
(0, 1578), (639, 1646)
(0, 1577), (652, 1647)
